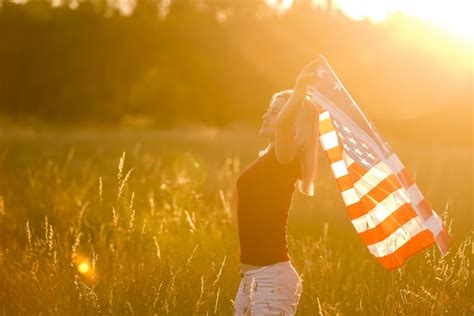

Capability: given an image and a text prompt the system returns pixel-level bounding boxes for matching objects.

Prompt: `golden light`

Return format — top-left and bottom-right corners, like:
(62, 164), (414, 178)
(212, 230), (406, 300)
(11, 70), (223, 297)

(333, 0), (474, 41)
(77, 262), (90, 274)
(334, 0), (388, 22)
(73, 255), (97, 282)
(265, 0), (294, 14)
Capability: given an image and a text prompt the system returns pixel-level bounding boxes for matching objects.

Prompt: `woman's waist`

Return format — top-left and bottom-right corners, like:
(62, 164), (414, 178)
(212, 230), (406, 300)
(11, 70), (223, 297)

(240, 263), (263, 274)
(239, 260), (293, 277)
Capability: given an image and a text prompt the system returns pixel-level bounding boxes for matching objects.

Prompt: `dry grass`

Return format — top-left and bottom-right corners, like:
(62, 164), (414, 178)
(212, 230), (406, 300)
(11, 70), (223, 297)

(0, 127), (471, 315)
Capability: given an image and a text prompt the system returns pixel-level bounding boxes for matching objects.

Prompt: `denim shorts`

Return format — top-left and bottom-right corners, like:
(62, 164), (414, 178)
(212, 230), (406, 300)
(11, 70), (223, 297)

(233, 260), (303, 316)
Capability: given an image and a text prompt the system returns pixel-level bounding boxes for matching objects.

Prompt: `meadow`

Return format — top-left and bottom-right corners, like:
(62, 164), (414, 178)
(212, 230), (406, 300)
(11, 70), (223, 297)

(0, 126), (471, 315)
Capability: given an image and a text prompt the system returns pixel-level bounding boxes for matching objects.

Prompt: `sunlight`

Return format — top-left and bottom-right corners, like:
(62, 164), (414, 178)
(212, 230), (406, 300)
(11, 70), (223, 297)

(265, 0), (294, 14)
(77, 262), (90, 274)
(333, 0), (474, 40)
(116, 0), (136, 16)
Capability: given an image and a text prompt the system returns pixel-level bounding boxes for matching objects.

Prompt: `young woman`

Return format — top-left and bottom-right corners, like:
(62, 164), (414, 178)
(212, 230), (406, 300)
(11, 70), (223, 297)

(234, 60), (322, 315)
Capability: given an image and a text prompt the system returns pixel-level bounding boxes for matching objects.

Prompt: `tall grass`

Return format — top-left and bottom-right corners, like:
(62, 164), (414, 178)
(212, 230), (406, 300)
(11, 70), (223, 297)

(0, 127), (471, 315)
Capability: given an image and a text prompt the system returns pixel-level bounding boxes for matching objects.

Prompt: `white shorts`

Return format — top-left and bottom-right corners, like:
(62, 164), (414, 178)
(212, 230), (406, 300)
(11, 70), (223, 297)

(233, 260), (303, 316)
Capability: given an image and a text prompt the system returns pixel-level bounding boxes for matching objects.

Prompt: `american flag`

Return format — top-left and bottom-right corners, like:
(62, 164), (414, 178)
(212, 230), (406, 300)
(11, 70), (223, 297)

(308, 56), (450, 269)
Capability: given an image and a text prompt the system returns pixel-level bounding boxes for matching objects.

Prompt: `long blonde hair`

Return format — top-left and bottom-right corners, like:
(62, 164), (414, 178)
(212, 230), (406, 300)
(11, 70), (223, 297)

(259, 89), (320, 196)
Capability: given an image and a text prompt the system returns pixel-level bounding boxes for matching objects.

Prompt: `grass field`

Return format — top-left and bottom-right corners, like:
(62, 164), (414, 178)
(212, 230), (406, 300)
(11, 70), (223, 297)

(0, 126), (472, 315)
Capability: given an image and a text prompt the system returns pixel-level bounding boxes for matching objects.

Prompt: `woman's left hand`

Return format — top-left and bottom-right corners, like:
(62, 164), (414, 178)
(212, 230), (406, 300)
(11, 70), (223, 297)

(294, 58), (321, 95)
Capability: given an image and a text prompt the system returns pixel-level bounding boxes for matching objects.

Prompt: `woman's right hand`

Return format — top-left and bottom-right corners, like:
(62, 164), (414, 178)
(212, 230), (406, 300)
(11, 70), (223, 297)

(293, 58), (322, 96)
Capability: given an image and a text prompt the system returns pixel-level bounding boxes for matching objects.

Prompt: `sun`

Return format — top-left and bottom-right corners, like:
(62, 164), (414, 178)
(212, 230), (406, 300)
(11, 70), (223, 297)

(333, 0), (474, 41)
(266, 0), (473, 41)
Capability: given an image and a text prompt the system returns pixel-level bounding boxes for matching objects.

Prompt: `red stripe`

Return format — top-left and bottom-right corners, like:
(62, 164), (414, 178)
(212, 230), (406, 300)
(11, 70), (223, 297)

(397, 169), (414, 187)
(358, 203), (418, 245)
(377, 230), (435, 270)
(360, 174), (402, 211)
(416, 199), (433, 221)
(319, 117), (335, 135)
(435, 228), (450, 254)
(335, 175), (353, 192)
(347, 201), (367, 219)
(325, 146), (343, 162)
(348, 162), (367, 182)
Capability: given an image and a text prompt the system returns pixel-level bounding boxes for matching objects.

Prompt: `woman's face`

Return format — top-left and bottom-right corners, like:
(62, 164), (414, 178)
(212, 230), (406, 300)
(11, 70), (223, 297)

(258, 96), (287, 139)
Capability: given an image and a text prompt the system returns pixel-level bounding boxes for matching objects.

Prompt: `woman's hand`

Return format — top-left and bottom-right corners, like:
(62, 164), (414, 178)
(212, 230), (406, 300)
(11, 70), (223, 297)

(293, 58), (321, 95)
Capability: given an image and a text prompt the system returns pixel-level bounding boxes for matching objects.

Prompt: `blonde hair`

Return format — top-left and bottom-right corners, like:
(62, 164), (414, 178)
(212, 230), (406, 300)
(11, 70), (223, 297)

(259, 89), (320, 196)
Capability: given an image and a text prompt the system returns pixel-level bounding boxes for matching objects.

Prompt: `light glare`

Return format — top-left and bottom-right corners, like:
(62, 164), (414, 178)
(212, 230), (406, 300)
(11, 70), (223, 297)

(334, 0), (474, 40)
(78, 262), (90, 274)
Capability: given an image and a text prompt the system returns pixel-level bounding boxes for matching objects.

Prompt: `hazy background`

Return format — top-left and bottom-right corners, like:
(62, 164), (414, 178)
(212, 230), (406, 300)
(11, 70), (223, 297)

(0, 0), (472, 146)
(0, 1), (472, 314)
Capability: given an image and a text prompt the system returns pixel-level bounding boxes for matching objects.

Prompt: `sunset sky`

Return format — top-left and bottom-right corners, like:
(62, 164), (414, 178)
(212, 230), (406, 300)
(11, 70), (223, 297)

(268, 0), (473, 41)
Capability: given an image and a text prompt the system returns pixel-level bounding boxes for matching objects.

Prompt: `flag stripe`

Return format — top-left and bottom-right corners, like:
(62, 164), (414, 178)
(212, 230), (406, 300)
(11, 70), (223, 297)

(311, 58), (449, 269)
(335, 175), (353, 192)
(348, 162), (367, 182)
(377, 230), (435, 270)
(416, 199), (434, 221)
(359, 174), (402, 210)
(326, 146), (343, 161)
(341, 188), (360, 206)
(406, 183), (423, 206)
(385, 153), (404, 173)
(397, 168), (415, 187)
(319, 116), (335, 135)
(435, 228), (450, 254)
(423, 212), (443, 236)
(347, 201), (367, 219)
(367, 217), (427, 257)
(357, 203), (418, 245)
(320, 131), (339, 150)
(351, 187), (412, 226)
(319, 111), (330, 121)
(331, 160), (349, 178)
(353, 161), (394, 197)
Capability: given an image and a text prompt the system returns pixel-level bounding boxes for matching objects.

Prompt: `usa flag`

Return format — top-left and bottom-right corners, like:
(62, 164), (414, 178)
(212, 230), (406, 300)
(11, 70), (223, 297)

(308, 56), (450, 269)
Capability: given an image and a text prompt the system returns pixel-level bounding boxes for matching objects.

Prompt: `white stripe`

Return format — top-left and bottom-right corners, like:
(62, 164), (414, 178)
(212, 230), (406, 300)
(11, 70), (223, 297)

(331, 160), (348, 178)
(425, 211), (448, 255)
(341, 188), (360, 206)
(319, 111), (330, 121)
(407, 183), (424, 206)
(422, 212), (442, 236)
(385, 153), (404, 174)
(367, 217), (426, 257)
(353, 160), (394, 197)
(351, 188), (412, 233)
(320, 131), (339, 151)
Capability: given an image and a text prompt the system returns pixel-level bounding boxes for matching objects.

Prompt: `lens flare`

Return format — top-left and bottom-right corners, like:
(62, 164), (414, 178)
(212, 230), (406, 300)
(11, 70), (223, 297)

(77, 262), (90, 274)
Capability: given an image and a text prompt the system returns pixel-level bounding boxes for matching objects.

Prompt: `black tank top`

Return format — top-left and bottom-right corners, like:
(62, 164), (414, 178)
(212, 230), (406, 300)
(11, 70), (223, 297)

(236, 146), (302, 266)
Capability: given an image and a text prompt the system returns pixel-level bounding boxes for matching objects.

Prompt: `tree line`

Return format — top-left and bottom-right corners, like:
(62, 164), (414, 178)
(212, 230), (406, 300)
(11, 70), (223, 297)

(0, 0), (471, 134)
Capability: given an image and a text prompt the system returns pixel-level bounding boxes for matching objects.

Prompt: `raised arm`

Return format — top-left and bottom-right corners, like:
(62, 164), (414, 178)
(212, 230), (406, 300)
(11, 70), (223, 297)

(274, 59), (320, 164)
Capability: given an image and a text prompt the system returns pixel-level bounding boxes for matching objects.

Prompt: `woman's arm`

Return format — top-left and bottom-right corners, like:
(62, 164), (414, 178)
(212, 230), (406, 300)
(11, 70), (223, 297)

(274, 59), (320, 164)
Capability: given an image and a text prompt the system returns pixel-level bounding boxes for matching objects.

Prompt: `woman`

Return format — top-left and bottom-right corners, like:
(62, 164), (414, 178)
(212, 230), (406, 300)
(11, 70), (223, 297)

(234, 60), (322, 316)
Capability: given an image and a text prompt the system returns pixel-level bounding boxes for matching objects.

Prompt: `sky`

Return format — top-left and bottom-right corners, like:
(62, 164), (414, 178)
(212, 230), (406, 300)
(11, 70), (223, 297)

(267, 0), (474, 41)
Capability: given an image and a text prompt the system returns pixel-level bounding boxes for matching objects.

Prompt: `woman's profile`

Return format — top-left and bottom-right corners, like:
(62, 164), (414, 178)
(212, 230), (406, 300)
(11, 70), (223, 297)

(234, 59), (322, 315)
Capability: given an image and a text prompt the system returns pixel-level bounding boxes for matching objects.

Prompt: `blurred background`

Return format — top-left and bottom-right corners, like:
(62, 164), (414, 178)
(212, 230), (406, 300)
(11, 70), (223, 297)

(0, 0), (472, 145)
(0, 1), (472, 314)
